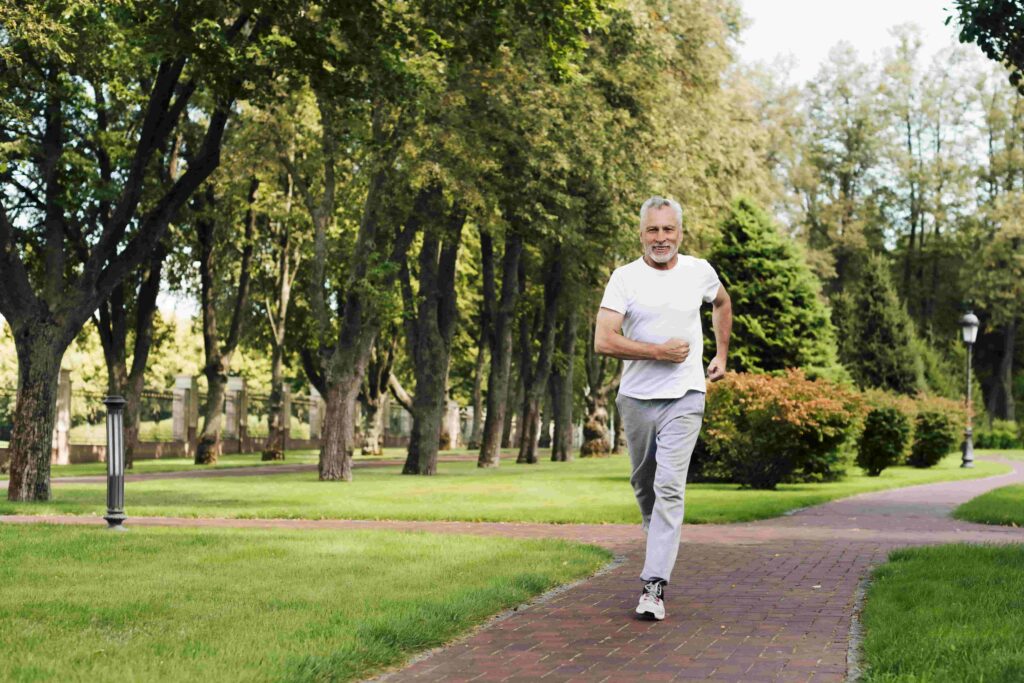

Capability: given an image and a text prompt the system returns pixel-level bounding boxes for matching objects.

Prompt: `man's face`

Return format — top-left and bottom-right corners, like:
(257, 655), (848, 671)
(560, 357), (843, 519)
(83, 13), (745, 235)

(641, 205), (681, 264)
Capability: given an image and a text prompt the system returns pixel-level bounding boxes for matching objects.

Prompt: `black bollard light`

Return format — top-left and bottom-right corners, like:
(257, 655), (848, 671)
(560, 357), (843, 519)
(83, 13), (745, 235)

(103, 396), (128, 530)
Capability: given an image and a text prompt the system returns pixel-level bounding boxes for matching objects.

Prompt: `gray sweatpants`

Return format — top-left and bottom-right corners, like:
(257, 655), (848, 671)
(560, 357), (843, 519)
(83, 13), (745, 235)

(615, 391), (704, 584)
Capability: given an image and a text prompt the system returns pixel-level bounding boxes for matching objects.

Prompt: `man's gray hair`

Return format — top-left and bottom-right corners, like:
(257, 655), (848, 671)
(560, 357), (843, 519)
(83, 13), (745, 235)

(639, 196), (683, 228)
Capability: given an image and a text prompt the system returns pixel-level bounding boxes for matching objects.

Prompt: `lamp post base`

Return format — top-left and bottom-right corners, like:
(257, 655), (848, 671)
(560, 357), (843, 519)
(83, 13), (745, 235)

(961, 429), (974, 468)
(104, 512), (128, 530)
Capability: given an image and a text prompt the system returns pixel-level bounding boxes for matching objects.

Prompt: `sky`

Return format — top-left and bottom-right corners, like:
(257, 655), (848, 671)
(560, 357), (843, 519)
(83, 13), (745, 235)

(735, 0), (966, 84)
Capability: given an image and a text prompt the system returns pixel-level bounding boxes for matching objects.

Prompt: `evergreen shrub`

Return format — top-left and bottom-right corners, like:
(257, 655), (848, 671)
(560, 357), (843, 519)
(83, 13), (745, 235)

(703, 370), (859, 489)
(909, 411), (957, 468)
(975, 420), (1022, 449)
(706, 198), (844, 377)
(856, 407), (911, 476)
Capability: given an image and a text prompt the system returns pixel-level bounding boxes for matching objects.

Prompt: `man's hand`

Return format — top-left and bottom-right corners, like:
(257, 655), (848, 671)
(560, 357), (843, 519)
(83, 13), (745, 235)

(707, 354), (727, 382)
(656, 338), (690, 363)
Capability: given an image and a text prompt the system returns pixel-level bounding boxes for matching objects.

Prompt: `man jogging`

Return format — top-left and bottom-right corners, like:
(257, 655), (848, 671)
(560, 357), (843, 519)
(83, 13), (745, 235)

(594, 196), (732, 621)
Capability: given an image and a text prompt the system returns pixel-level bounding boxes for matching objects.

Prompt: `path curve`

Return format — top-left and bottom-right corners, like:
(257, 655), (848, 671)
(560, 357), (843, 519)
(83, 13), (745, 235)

(3, 458), (1024, 682)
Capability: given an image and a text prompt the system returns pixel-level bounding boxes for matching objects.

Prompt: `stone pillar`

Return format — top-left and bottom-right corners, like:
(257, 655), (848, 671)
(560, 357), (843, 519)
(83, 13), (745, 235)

(224, 376), (247, 449)
(50, 368), (71, 465)
(173, 375), (198, 454)
(444, 399), (462, 450)
(281, 385), (292, 450)
(309, 387), (325, 440)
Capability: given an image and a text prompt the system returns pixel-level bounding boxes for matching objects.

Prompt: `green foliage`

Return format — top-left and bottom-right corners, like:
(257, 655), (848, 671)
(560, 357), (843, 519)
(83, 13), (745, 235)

(706, 197), (843, 376)
(833, 255), (920, 394)
(909, 411), (958, 468)
(954, 0), (1024, 92)
(856, 407), (911, 476)
(975, 419), (1022, 449)
(703, 371), (859, 489)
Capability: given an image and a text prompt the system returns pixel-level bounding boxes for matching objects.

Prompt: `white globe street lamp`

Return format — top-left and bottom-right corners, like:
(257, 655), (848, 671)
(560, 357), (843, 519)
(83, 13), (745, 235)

(959, 311), (980, 469)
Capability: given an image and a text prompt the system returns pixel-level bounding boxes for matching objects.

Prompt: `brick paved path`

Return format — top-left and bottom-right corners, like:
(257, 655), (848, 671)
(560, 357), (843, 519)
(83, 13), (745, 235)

(3, 458), (1024, 682)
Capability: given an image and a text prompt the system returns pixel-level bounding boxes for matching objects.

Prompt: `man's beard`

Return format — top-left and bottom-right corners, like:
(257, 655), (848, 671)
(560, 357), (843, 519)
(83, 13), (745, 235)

(646, 242), (678, 264)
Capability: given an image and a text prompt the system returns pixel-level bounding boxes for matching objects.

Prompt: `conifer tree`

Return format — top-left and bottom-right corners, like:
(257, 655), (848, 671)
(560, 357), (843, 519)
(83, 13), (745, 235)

(832, 254), (919, 394)
(708, 198), (842, 376)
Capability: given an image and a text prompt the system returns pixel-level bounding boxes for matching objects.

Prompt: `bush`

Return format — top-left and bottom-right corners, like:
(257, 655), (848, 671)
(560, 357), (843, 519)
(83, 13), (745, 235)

(975, 420), (1022, 449)
(703, 370), (859, 489)
(686, 436), (731, 483)
(908, 411), (957, 468)
(856, 407), (911, 476)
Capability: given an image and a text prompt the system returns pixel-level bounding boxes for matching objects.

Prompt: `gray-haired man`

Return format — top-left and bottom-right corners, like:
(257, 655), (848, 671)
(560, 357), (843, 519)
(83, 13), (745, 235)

(594, 196), (732, 621)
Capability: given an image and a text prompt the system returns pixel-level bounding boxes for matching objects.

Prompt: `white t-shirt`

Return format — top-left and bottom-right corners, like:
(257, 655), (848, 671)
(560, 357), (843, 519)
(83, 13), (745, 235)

(599, 255), (721, 399)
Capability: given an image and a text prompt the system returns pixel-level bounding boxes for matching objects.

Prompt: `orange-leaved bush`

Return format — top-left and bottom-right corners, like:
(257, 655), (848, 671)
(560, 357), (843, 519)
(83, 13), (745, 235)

(702, 370), (861, 489)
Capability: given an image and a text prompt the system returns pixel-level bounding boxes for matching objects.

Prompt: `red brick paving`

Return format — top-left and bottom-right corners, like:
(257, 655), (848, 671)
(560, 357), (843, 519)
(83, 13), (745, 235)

(3, 458), (1024, 682)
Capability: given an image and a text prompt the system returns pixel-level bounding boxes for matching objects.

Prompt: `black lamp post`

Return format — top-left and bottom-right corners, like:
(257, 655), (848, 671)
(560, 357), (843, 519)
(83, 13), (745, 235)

(103, 395), (128, 530)
(959, 311), (980, 469)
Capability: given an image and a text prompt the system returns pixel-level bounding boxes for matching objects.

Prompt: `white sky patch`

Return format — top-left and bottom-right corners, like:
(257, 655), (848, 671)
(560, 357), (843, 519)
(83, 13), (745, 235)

(736, 0), (965, 84)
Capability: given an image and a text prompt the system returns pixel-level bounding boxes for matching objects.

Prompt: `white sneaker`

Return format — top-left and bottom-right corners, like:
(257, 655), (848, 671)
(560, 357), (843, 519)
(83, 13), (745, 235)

(635, 580), (666, 621)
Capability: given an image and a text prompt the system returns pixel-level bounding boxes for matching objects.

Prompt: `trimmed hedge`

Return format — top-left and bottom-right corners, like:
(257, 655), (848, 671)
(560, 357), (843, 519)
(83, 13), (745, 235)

(856, 407), (911, 476)
(975, 419), (1022, 449)
(909, 411), (957, 468)
(689, 374), (968, 486)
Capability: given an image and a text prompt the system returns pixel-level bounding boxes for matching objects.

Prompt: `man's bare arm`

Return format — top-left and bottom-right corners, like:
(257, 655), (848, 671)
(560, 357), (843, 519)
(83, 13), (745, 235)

(707, 285), (732, 381)
(593, 308), (689, 362)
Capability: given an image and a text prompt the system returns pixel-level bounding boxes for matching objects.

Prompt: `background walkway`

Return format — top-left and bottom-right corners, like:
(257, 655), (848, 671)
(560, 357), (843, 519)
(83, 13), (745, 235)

(3, 458), (1023, 682)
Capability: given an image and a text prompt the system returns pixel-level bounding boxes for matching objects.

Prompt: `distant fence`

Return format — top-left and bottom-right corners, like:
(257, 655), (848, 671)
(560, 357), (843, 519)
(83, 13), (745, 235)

(0, 373), (584, 463)
(0, 373), (335, 464)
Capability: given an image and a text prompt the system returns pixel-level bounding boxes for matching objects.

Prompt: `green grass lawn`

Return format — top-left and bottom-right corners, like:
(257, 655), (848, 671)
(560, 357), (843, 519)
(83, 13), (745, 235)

(0, 524), (609, 682)
(953, 484), (1024, 527)
(860, 544), (1024, 682)
(0, 453), (1008, 524)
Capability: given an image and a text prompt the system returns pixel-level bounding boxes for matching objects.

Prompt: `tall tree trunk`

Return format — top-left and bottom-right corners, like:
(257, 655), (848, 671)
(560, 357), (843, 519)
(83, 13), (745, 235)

(263, 342), (287, 461)
(359, 336), (395, 456)
(503, 365), (522, 448)
(478, 231), (523, 467)
(263, 171), (299, 462)
(537, 379), (553, 449)
(401, 203), (464, 475)
(517, 256), (564, 464)
(362, 393), (387, 455)
(319, 377), (360, 481)
(987, 321), (1017, 421)
(194, 177), (257, 465)
(95, 239), (167, 469)
(5, 327), (63, 501)
(467, 340), (487, 449)
(551, 306), (578, 462)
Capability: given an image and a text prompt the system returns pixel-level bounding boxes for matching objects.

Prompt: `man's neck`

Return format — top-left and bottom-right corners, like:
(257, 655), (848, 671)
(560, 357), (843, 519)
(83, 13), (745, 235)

(642, 253), (678, 271)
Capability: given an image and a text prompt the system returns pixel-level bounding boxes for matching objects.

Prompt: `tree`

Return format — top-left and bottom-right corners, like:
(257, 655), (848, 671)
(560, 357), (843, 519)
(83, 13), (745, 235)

(963, 193), (1024, 420)
(0, 3), (276, 501)
(287, 1), (606, 481)
(399, 191), (465, 475)
(832, 254), (920, 394)
(954, 0), (1024, 93)
(794, 44), (885, 292)
(707, 198), (842, 376)
(191, 175), (257, 465)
